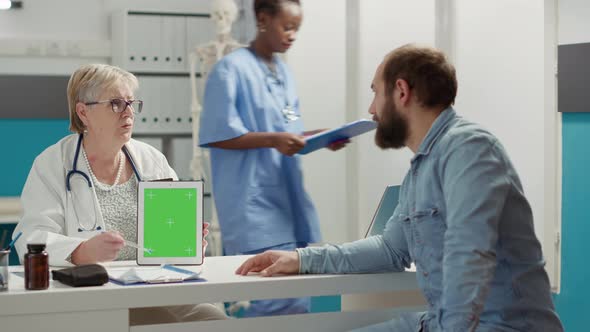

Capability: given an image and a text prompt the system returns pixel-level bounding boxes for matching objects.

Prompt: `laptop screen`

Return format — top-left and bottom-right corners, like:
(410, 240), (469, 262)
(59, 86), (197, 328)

(365, 185), (400, 238)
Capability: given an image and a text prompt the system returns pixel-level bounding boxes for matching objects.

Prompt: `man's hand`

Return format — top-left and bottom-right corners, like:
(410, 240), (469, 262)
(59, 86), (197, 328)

(273, 133), (305, 156)
(71, 231), (125, 265)
(235, 250), (300, 277)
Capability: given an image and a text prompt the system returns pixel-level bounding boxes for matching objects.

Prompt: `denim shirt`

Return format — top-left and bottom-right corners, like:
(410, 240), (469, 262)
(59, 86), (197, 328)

(298, 108), (563, 332)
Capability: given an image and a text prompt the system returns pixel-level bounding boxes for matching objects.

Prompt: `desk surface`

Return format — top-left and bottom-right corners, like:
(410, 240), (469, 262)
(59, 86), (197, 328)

(0, 255), (419, 317)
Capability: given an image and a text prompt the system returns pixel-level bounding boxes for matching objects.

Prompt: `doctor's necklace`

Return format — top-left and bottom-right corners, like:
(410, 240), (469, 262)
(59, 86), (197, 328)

(82, 148), (125, 191)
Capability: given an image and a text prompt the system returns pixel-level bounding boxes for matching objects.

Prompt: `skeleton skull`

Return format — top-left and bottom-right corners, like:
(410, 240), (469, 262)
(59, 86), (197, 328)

(210, 0), (239, 35)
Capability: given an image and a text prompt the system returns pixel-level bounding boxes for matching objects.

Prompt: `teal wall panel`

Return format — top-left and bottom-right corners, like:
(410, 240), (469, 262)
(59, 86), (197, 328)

(554, 112), (590, 330)
(0, 223), (19, 265)
(311, 295), (341, 313)
(0, 119), (70, 196)
(0, 120), (69, 264)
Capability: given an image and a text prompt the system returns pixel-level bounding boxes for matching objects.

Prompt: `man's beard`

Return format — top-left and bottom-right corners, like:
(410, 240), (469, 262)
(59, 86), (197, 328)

(375, 97), (408, 149)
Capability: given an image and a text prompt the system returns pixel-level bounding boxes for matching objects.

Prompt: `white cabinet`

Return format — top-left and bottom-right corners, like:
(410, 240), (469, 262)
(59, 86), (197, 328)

(112, 10), (214, 135)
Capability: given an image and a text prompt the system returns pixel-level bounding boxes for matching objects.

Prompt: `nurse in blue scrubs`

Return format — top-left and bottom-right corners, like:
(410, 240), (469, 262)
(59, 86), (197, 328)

(199, 0), (345, 317)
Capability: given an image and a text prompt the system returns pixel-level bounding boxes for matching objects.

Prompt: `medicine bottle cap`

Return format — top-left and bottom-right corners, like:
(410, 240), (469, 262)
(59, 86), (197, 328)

(27, 243), (46, 252)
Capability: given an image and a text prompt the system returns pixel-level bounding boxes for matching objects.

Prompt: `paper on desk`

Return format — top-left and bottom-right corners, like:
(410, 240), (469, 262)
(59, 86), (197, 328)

(108, 265), (201, 285)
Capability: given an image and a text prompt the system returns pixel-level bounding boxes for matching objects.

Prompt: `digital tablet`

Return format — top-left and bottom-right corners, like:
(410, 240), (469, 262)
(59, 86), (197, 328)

(137, 181), (203, 265)
(298, 119), (377, 155)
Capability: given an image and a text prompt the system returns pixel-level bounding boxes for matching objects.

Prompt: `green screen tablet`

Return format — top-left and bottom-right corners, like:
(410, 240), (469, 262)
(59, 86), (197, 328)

(137, 181), (203, 265)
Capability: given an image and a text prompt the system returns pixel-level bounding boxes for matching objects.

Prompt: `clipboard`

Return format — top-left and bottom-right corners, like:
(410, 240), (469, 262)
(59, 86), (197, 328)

(298, 119), (377, 155)
(108, 265), (206, 285)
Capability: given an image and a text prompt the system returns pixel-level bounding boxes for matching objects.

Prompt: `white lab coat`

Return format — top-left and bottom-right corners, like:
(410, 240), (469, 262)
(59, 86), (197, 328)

(14, 134), (177, 266)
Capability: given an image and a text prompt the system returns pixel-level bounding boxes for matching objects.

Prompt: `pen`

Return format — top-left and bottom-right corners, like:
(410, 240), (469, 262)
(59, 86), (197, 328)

(102, 231), (152, 254)
(124, 239), (153, 254)
(3, 231), (22, 251)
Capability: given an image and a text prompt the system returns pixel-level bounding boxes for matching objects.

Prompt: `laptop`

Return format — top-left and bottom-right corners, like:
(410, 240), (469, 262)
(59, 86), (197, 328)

(364, 185), (400, 238)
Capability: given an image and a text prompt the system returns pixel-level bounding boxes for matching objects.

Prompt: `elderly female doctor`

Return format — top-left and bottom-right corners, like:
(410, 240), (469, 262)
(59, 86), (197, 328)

(13, 64), (226, 323)
(13, 64), (174, 265)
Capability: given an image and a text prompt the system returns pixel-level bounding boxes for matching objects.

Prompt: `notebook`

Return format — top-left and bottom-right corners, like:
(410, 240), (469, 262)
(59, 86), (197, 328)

(365, 185), (400, 238)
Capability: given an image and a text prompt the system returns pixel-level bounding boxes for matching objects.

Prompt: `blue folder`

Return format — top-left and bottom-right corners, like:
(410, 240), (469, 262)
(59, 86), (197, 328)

(298, 119), (377, 155)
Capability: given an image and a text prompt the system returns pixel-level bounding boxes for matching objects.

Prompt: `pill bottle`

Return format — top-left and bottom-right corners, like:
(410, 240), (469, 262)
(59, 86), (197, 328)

(24, 243), (49, 290)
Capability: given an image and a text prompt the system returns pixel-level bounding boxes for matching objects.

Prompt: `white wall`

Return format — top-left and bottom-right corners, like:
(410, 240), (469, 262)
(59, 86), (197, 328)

(289, 0), (348, 243)
(292, 0), (437, 242)
(0, 0), (108, 40)
(544, 0), (560, 292)
(452, 0), (546, 242)
(450, 0), (559, 289)
(355, 1), (436, 236)
(558, 0), (590, 45)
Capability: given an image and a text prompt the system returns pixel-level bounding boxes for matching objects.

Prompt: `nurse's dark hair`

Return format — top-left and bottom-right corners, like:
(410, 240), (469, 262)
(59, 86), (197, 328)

(254, 0), (300, 17)
(382, 44), (457, 109)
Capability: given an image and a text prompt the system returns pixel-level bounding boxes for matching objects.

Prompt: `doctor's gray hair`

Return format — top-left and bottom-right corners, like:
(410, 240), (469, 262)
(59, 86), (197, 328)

(67, 64), (139, 133)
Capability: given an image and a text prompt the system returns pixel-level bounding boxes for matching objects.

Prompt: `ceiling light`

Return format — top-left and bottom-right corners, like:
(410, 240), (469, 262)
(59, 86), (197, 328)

(0, 0), (11, 10)
(0, 1), (22, 10)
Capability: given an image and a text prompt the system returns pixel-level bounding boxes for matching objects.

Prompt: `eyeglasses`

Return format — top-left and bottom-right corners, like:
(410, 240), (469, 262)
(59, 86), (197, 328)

(84, 99), (143, 114)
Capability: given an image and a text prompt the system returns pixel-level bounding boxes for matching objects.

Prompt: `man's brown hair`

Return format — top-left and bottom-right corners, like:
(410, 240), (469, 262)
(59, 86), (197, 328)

(383, 44), (457, 109)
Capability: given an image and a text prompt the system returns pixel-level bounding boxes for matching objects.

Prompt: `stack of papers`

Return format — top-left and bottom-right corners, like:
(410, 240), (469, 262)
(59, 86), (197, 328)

(108, 265), (203, 285)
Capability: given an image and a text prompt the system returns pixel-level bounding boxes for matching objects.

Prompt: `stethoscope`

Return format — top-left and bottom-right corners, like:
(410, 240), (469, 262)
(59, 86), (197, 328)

(66, 133), (142, 232)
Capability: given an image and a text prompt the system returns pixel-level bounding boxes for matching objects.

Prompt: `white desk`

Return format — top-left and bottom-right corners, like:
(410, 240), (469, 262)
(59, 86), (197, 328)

(0, 255), (425, 332)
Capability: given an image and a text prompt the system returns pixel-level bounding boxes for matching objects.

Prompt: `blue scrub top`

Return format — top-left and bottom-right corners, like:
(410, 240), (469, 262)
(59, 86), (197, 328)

(199, 48), (321, 254)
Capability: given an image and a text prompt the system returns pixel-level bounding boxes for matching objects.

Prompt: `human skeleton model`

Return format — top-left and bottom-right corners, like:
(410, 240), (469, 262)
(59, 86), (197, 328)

(189, 0), (244, 256)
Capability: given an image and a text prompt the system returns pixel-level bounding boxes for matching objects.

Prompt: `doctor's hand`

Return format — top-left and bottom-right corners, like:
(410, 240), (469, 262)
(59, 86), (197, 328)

(70, 231), (125, 265)
(273, 133), (305, 156)
(235, 250), (299, 277)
